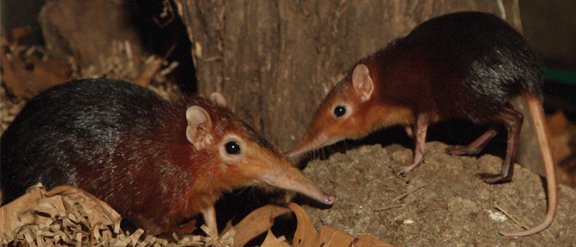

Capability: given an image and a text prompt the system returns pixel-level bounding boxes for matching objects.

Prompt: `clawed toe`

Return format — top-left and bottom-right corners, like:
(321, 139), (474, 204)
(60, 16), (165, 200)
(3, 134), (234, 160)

(396, 167), (409, 176)
(396, 163), (418, 176)
(476, 173), (512, 184)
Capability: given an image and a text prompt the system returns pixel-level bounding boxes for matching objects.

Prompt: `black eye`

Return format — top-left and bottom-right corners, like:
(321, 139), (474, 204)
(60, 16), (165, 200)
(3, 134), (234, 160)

(225, 141), (241, 155)
(333, 105), (346, 117)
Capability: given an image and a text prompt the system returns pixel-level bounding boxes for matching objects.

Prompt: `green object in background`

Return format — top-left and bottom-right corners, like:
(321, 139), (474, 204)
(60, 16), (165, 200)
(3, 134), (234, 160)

(544, 68), (576, 85)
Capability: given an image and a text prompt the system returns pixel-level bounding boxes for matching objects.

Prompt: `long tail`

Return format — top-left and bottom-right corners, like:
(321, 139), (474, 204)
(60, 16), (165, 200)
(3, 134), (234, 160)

(500, 92), (559, 237)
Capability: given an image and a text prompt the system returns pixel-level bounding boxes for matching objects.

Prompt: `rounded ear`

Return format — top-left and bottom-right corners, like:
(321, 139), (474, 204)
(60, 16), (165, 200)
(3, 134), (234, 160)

(210, 92), (228, 108)
(352, 64), (374, 102)
(185, 106), (214, 149)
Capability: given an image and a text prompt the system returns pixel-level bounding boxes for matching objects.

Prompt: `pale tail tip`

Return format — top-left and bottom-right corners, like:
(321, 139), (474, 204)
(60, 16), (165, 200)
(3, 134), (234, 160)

(499, 229), (540, 238)
(498, 213), (555, 237)
(499, 230), (525, 238)
(323, 195), (335, 205)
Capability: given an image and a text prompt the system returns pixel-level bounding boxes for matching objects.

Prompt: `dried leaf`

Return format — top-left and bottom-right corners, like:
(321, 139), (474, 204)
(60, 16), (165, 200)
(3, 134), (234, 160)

(0, 185), (121, 246)
(289, 203), (398, 247)
(232, 204), (291, 247)
(45, 185), (121, 227)
(260, 230), (290, 247)
(289, 203), (319, 247)
(0, 42), (70, 98)
(1, 184), (45, 236)
(317, 226), (357, 246)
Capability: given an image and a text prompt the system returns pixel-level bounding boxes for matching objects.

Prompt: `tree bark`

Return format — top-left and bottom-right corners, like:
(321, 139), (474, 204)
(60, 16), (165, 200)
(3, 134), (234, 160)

(39, 0), (145, 81)
(173, 0), (544, 175)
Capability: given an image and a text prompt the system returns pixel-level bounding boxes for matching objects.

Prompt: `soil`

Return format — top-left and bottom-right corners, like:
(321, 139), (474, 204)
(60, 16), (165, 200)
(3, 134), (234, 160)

(300, 141), (576, 246)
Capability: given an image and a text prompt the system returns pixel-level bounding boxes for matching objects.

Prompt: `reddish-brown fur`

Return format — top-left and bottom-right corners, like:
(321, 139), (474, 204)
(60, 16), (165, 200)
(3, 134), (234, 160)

(288, 12), (557, 237)
(1, 79), (334, 236)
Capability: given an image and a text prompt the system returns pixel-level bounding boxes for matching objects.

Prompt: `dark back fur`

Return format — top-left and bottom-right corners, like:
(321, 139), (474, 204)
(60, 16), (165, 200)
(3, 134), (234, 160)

(0, 79), (281, 230)
(1, 79), (164, 203)
(363, 12), (543, 123)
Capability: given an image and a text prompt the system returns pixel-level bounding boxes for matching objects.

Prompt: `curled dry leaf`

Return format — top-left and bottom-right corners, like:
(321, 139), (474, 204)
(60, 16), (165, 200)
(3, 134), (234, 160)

(227, 203), (397, 246)
(261, 230), (290, 247)
(231, 204), (291, 247)
(0, 184), (120, 244)
(288, 203), (398, 247)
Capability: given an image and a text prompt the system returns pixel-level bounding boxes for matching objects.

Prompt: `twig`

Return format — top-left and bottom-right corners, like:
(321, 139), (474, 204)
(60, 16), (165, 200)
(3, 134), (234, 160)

(393, 184), (428, 202)
(373, 204), (403, 212)
(494, 204), (529, 229)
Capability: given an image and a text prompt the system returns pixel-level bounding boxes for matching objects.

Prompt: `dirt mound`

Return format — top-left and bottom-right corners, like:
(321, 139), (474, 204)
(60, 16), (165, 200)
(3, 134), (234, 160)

(302, 142), (576, 246)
